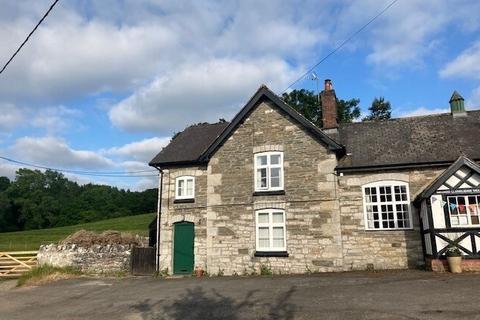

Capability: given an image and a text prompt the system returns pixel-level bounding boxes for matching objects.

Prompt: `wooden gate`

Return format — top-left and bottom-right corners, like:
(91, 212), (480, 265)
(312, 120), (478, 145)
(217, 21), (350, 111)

(131, 247), (156, 275)
(0, 251), (38, 278)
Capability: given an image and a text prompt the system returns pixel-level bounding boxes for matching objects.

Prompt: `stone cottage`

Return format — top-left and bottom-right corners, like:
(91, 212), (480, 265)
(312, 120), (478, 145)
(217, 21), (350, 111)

(149, 80), (480, 275)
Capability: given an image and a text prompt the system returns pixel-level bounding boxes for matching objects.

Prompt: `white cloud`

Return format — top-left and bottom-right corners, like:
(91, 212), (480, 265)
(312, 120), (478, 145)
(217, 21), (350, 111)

(31, 106), (82, 133)
(466, 86), (480, 108)
(440, 42), (480, 79)
(398, 107), (450, 118)
(10, 136), (114, 169)
(109, 58), (299, 132)
(106, 137), (170, 162)
(0, 103), (24, 132)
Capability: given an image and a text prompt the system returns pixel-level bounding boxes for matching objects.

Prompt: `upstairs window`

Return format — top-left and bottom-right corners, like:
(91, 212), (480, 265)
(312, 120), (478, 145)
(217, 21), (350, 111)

(256, 209), (286, 252)
(254, 152), (284, 191)
(362, 181), (411, 230)
(175, 176), (195, 199)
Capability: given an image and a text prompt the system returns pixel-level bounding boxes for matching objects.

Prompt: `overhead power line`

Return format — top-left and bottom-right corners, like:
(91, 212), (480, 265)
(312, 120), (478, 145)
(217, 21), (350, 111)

(0, 0), (60, 75)
(0, 156), (158, 178)
(281, 0), (399, 93)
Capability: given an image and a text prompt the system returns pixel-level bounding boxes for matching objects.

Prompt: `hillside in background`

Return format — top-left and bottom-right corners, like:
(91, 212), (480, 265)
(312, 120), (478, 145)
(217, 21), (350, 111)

(0, 169), (157, 232)
(0, 213), (155, 251)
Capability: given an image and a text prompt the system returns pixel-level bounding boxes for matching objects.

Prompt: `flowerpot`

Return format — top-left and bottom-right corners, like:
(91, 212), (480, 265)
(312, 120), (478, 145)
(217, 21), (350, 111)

(195, 268), (204, 277)
(447, 256), (462, 273)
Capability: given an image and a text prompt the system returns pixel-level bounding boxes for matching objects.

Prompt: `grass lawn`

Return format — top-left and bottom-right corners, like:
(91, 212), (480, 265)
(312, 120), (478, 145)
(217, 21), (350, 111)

(0, 213), (155, 251)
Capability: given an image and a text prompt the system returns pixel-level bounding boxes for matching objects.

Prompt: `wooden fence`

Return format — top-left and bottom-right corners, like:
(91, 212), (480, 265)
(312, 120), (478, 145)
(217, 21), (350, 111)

(0, 251), (38, 278)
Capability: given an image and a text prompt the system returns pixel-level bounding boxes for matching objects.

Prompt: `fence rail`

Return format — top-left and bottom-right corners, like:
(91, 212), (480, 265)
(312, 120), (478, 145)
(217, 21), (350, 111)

(0, 251), (38, 278)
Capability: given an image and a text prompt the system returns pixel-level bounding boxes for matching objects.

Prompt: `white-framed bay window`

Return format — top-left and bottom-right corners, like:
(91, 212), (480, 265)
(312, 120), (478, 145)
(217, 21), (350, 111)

(175, 176), (195, 200)
(254, 152), (284, 191)
(362, 181), (412, 230)
(255, 209), (286, 252)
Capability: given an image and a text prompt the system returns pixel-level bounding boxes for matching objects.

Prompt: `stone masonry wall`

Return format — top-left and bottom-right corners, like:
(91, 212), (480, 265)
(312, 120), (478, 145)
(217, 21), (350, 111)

(337, 168), (443, 270)
(205, 101), (343, 275)
(158, 165), (208, 273)
(38, 243), (132, 273)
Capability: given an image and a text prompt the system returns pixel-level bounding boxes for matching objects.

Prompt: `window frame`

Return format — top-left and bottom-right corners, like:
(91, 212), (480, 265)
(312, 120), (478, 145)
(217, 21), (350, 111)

(447, 194), (480, 228)
(175, 176), (195, 200)
(254, 151), (284, 192)
(362, 180), (412, 231)
(255, 209), (287, 252)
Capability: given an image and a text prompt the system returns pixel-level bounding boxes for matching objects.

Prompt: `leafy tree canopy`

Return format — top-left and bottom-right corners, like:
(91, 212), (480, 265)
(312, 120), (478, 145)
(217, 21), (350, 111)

(362, 97), (392, 121)
(0, 169), (157, 232)
(281, 89), (361, 127)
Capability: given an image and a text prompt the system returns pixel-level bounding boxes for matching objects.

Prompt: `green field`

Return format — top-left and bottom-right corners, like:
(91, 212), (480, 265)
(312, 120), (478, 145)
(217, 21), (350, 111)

(0, 213), (155, 251)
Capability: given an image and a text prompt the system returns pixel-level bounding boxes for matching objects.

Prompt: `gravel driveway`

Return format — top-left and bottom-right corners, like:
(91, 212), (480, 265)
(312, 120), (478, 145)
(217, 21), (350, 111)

(1, 271), (480, 320)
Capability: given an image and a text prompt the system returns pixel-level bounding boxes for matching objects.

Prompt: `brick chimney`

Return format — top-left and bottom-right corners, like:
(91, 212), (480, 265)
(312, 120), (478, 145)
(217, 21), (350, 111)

(321, 79), (338, 130)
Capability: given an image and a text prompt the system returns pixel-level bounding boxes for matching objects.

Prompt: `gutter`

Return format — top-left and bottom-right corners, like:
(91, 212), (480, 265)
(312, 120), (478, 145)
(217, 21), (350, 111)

(152, 165), (163, 273)
(335, 160), (463, 174)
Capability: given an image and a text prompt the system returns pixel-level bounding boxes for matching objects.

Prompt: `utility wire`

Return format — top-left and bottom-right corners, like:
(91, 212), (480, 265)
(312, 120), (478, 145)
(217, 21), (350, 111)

(0, 156), (158, 178)
(281, 0), (399, 93)
(0, 0), (60, 75)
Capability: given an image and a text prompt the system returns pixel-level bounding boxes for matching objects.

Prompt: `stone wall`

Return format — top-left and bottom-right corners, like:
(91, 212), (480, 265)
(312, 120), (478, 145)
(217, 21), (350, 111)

(158, 165), (208, 273)
(38, 244), (132, 273)
(159, 100), (344, 275)
(337, 168), (443, 270)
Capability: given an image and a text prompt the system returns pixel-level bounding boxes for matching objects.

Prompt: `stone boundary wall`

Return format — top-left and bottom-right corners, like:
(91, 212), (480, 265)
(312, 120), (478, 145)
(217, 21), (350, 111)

(38, 244), (133, 273)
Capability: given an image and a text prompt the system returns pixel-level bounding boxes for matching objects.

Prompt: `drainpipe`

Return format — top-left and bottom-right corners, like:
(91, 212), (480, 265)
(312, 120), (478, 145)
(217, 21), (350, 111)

(154, 167), (163, 272)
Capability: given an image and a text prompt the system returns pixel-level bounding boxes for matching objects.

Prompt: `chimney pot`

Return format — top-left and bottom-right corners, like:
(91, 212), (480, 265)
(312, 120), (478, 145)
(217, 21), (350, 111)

(324, 79), (333, 91)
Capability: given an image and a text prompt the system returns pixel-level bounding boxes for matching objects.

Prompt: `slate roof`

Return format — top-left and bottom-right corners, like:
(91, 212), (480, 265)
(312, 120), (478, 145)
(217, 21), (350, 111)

(335, 111), (480, 172)
(149, 121), (229, 167)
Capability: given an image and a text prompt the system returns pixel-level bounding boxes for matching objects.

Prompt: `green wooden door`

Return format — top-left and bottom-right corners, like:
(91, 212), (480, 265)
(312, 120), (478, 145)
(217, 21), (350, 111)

(173, 222), (194, 274)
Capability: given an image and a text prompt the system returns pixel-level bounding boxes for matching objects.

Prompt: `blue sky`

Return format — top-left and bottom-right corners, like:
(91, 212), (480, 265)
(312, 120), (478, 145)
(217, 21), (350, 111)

(1, 0), (480, 190)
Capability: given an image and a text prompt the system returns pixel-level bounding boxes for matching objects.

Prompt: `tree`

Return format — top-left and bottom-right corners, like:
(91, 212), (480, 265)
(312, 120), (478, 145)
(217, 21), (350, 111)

(363, 97), (391, 121)
(281, 89), (361, 127)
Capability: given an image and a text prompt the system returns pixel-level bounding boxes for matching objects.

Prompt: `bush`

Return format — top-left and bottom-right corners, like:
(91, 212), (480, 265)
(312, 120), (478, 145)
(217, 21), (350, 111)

(446, 246), (462, 257)
(260, 264), (273, 276)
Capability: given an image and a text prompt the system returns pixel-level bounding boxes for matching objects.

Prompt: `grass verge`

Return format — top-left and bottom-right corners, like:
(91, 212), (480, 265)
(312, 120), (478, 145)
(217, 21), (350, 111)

(17, 265), (83, 287)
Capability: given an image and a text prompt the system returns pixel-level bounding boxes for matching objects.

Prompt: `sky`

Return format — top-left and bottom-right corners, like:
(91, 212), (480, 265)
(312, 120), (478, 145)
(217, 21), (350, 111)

(1, 0), (480, 190)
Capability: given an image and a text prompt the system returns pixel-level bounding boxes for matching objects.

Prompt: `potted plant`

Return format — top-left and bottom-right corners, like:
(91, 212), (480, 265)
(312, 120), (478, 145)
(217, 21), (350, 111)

(194, 266), (204, 277)
(445, 245), (462, 273)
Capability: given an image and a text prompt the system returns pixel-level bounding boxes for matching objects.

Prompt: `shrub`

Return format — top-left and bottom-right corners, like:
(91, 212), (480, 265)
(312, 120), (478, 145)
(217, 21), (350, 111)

(260, 264), (273, 276)
(446, 246), (462, 257)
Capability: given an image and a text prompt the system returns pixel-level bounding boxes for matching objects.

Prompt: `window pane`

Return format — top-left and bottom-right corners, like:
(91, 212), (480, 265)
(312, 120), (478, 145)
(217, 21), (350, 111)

(186, 179), (194, 196)
(270, 167), (281, 188)
(257, 155), (267, 166)
(258, 212), (269, 223)
(272, 212), (284, 223)
(258, 227), (269, 247)
(257, 168), (267, 188)
(177, 180), (184, 196)
(272, 227), (284, 248)
(270, 154), (281, 165)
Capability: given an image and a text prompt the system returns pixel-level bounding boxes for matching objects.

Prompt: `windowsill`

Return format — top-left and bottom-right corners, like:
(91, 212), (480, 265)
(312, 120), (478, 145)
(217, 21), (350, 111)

(254, 251), (289, 257)
(253, 190), (285, 196)
(173, 198), (195, 204)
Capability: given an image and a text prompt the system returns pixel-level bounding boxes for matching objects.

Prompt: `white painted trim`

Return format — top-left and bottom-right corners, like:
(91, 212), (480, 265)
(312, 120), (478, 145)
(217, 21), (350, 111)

(255, 209), (286, 252)
(254, 151), (284, 192)
(175, 176), (195, 200)
(362, 180), (413, 231)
